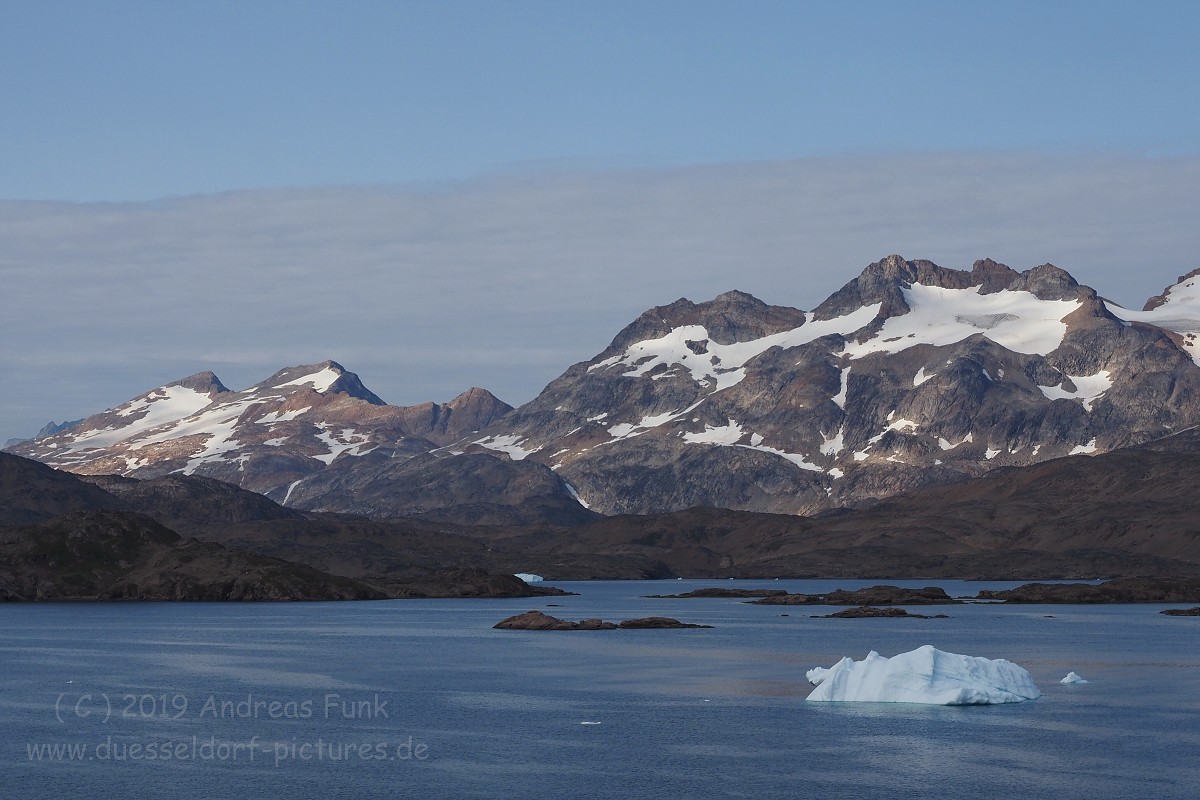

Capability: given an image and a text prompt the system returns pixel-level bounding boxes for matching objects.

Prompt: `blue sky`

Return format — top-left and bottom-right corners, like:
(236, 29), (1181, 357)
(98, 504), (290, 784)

(4, 1), (1197, 201)
(3, 1), (1200, 442)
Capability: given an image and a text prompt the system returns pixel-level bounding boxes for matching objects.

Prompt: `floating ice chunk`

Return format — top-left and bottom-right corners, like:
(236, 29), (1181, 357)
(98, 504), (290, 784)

(806, 645), (1041, 705)
(513, 573), (544, 583)
(1059, 672), (1089, 684)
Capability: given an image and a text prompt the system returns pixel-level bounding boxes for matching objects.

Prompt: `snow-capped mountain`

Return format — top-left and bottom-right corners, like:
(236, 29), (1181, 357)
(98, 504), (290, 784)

(10, 256), (1200, 519)
(455, 256), (1200, 515)
(9, 361), (513, 500)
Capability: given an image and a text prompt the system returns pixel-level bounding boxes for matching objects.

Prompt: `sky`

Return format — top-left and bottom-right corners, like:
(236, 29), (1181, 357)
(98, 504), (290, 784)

(3, 1), (1200, 442)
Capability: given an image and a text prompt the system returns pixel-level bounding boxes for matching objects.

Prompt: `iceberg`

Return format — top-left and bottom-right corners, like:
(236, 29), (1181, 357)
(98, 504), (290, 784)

(806, 645), (1041, 705)
(1059, 671), (1089, 684)
(513, 573), (544, 583)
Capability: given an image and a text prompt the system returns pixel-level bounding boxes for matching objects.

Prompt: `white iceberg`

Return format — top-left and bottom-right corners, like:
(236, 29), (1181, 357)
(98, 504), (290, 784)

(513, 573), (544, 583)
(1059, 671), (1089, 684)
(806, 645), (1041, 705)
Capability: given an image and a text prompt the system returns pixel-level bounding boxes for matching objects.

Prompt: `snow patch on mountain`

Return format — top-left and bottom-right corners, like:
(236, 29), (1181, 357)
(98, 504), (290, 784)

(278, 366), (342, 392)
(831, 367), (850, 408)
(683, 420), (823, 471)
(177, 408), (253, 474)
(63, 385), (215, 452)
(473, 433), (537, 460)
(1069, 438), (1098, 455)
(561, 479), (590, 509)
(590, 305), (880, 392)
(607, 403), (702, 442)
(282, 479), (303, 506)
(739, 443), (822, 471)
(683, 420), (745, 445)
(256, 407), (312, 424)
(313, 425), (375, 464)
(820, 429), (845, 456)
(1038, 371), (1113, 411)
(845, 285), (1080, 358)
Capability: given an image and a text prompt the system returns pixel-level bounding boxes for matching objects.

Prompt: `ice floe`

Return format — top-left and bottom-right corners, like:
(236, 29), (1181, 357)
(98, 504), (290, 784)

(806, 645), (1041, 705)
(1059, 672), (1089, 684)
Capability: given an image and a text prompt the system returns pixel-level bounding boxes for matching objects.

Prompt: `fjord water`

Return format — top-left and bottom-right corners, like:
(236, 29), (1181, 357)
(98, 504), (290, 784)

(3, 580), (1198, 799)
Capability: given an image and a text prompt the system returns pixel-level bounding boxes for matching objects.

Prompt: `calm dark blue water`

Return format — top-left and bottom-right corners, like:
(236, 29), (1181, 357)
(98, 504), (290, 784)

(2, 579), (1198, 799)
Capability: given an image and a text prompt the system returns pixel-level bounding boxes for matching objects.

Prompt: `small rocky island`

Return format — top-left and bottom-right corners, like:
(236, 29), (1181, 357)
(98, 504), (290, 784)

(645, 588), (788, 599)
(494, 610), (713, 630)
(1161, 607), (1200, 616)
(750, 585), (960, 606)
(811, 606), (949, 619)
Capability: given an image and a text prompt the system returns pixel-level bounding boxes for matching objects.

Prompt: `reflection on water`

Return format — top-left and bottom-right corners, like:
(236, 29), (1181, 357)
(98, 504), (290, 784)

(2, 579), (1198, 799)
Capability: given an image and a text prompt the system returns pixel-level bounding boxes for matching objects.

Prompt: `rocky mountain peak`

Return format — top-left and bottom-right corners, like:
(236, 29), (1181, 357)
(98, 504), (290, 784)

(396, 387), (514, 447)
(1143, 267), (1200, 312)
(811, 255), (976, 322)
(969, 258), (1022, 292)
(257, 361), (385, 405)
(1006, 263), (1082, 301)
(604, 291), (808, 354)
(173, 370), (231, 395)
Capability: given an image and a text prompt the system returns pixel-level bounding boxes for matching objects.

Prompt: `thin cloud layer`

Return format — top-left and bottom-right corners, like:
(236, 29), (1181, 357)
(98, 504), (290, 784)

(3, 152), (1198, 442)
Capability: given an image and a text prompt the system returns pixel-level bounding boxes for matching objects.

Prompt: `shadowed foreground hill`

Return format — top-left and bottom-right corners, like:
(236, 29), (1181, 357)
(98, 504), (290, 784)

(0, 453), (567, 599)
(475, 432), (1200, 579)
(0, 509), (385, 601)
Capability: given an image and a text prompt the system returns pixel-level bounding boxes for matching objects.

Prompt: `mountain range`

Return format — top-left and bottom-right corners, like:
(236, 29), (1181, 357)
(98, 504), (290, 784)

(9, 255), (1200, 524)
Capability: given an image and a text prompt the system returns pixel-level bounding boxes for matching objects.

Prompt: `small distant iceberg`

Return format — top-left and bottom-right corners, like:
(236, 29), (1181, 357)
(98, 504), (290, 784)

(513, 573), (544, 584)
(806, 645), (1041, 705)
(1060, 672), (1089, 684)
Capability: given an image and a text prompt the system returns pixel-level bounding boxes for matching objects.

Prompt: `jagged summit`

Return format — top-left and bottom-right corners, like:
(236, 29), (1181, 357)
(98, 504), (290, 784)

(173, 370), (231, 395)
(1142, 268), (1200, 312)
(811, 255), (1091, 323)
(253, 361), (385, 405)
(603, 290), (808, 353)
(395, 387), (514, 447)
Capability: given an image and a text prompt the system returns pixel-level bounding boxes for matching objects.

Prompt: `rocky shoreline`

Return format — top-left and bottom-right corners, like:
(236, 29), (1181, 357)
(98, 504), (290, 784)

(976, 578), (1200, 603)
